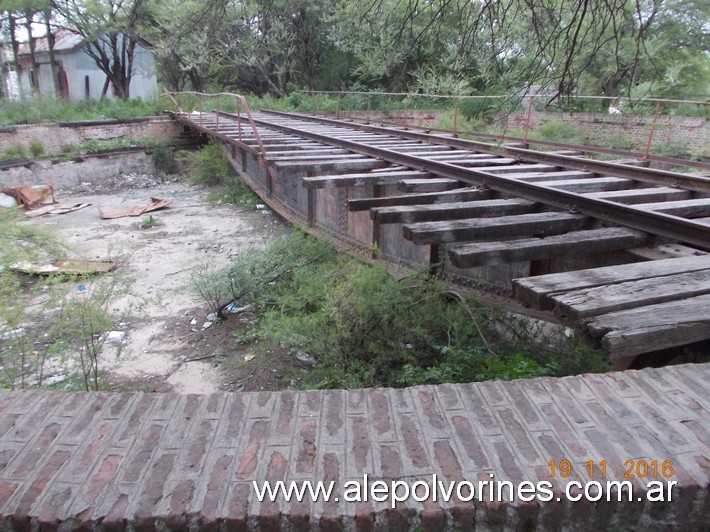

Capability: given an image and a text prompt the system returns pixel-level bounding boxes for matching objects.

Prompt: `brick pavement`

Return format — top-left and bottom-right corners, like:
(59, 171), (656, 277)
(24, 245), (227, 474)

(0, 364), (708, 530)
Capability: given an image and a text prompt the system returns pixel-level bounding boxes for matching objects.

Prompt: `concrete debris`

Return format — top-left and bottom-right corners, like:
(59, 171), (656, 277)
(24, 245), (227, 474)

(0, 327), (26, 340)
(104, 331), (126, 344)
(0, 193), (17, 208)
(202, 322), (212, 329)
(294, 351), (316, 367)
(244, 354), (256, 362)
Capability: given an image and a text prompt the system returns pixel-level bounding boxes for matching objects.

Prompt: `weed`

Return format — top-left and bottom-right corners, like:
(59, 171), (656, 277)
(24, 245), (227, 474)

(190, 233), (609, 390)
(29, 140), (45, 158)
(148, 141), (179, 174)
(139, 215), (160, 229)
(207, 180), (260, 209)
(1, 145), (27, 160)
(187, 141), (235, 185)
(0, 210), (136, 391)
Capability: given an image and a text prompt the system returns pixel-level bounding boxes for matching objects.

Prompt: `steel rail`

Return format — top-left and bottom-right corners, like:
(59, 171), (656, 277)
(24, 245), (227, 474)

(325, 112), (710, 171)
(261, 110), (710, 193)
(215, 111), (710, 249)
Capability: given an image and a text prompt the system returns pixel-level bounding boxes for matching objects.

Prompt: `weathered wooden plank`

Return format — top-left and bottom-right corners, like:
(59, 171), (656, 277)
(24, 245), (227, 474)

(269, 153), (367, 162)
(581, 293), (710, 358)
(513, 255), (710, 310)
(348, 188), (495, 211)
(637, 198), (710, 217)
(266, 148), (351, 157)
(506, 171), (595, 182)
(584, 187), (691, 204)
(537, 177), (632, 193)
(473, 164), (558, 174)
(399, 178), (460, 193)
(303, 171), (429, 189)
(272, 159), (390, 173)
(371, 198), (535, 224)
(554, 269), (710, 320)
(449, 227), (649, 268)
(403, 212), (587, 244)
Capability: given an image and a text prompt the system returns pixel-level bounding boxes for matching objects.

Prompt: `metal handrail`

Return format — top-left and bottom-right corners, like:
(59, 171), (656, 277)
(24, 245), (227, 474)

(164, 91), (280, 194)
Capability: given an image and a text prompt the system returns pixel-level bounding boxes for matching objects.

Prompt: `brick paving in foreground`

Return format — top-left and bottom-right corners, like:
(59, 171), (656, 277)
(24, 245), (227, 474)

(0, 364), (708, 530)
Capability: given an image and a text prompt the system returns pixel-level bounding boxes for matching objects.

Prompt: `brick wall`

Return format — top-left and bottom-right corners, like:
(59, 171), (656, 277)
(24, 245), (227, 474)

(0, 364), (707, 530)
(506, 111), (709, 154)
(0, 117), (182, 157)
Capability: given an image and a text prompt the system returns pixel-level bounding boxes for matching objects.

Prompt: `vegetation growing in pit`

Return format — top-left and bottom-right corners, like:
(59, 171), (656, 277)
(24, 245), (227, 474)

(0, 209), (136, 391)
(187, 141), (260, 209)
(191, 233), (609, 389)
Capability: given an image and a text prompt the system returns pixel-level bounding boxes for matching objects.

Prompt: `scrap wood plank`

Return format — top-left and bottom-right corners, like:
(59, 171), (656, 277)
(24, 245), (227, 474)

(535, 177), (632, 193)
(637, 198), (710, 217)
(302, 170), (429, 189)
(449, 227), (649, 268)
(272, 159), (389, 173)
(98, 198), (172, 219)
(580, 293), (710, 358)
(553, 268), (710, 320)
(514, 255), (710, 310)
(348, 188), (494, 211)
(584, 187), (691, 204)
(403, 212), (587, 244)
(399, 178), (460, 193)
(371, 198), (535, 224)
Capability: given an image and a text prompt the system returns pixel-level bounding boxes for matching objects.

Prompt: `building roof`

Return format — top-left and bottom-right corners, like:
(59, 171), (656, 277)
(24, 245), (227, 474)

(16, 29), (84, 56)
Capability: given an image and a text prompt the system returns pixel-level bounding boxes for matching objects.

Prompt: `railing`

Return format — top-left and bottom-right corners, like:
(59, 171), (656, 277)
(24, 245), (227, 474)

(297, 90), (709, 166)
(164, 92), (280, 193)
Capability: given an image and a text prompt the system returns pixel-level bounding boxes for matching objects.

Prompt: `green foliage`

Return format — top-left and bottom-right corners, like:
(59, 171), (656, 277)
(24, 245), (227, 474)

(1, 145), (27, 160)
(139, 215), (160, 229)
(148, 141), (179, 175)
(207, 180), (260, 209)
(0, 211), (133, 391)
(532, 120), (585, 144)
(0, 96), (163, 126)
(187, 141), (236, 185)
(29, 140), (45, 158)
(190, 233), (609, 389)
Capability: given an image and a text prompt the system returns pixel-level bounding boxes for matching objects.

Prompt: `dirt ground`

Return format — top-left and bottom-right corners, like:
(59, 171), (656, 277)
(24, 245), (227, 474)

(25, 175), (304, 394)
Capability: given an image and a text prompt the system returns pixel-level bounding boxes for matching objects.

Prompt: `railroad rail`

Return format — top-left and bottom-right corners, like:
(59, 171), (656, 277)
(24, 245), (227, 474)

(167, 93), (710, 366)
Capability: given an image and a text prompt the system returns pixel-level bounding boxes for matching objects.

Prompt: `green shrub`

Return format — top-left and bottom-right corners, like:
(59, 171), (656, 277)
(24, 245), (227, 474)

(190, 233), (609, 390)
(29, 140), (45, 158)
(187, 141), (235, 185)
(148, 141), (179, 174)
(532, 119), (585, 144)
(1, 145), (27, 160)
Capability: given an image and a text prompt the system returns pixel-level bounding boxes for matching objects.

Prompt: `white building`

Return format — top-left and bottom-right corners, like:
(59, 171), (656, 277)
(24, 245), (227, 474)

(4, 29), (157, 101)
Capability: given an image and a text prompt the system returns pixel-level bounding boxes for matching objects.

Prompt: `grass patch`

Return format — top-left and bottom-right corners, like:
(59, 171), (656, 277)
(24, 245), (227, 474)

(0, 96), (164, 126)
(190, 233), (609, 390)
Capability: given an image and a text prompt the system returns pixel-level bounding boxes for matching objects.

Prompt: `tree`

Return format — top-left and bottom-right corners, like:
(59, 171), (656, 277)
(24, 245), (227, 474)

(55, 0), (149, 99)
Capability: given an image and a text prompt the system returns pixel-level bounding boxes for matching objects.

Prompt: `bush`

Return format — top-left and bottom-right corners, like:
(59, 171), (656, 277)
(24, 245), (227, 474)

(148, 141), (179, 174)
(190, 233), (609, 389)
(187, 141), (235, 185)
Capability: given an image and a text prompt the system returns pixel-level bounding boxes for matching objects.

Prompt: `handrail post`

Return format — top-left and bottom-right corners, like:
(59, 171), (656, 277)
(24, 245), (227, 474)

(336, 92), (340, 118)
(216, 95), (220, 133)
(367, 94), (371, 122)
(237, 96), (242, 142)
(524, 95), (534, 146)
(312, 92), (316, 114)
(199, 93), (203, 127)
(644, 100), (661, 160)
(454, 97), (459, 134)
(404, 95), (408, 128)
